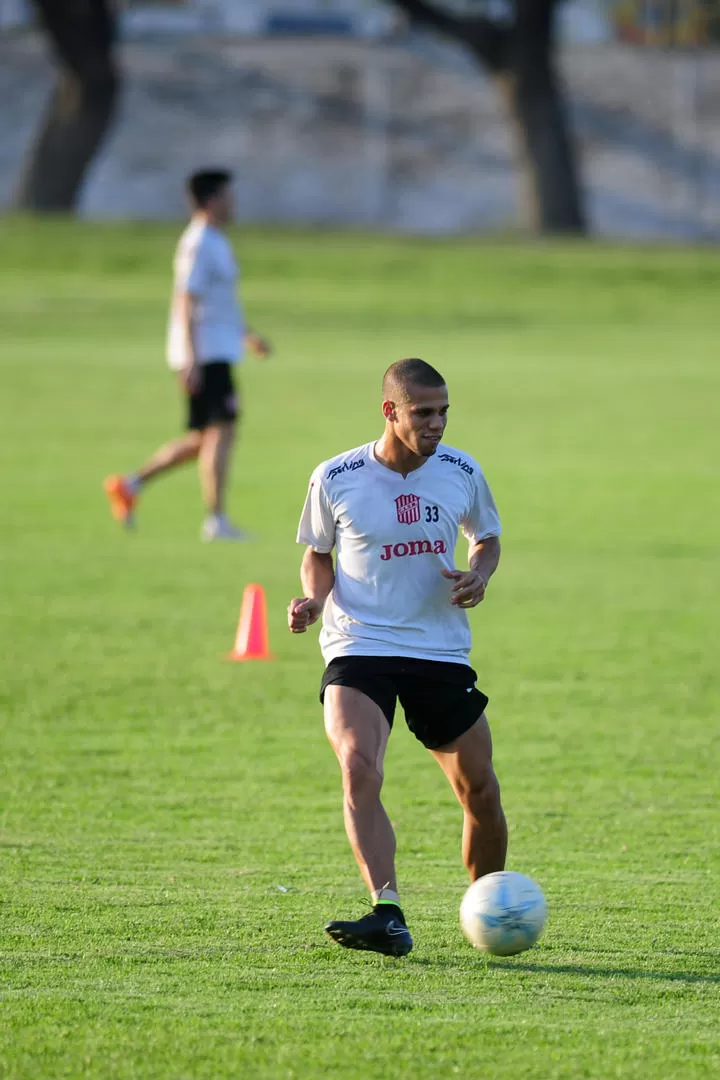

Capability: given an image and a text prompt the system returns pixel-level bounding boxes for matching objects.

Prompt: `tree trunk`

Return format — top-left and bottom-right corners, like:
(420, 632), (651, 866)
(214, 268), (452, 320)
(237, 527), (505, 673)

(14, 0), (119, 212)
(391, 0), (587, 234)
(502, 0), (585, 233)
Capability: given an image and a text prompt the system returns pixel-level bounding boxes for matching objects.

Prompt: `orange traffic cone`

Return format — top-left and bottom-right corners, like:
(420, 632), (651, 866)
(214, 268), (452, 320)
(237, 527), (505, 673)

(228, 584), (274, 661)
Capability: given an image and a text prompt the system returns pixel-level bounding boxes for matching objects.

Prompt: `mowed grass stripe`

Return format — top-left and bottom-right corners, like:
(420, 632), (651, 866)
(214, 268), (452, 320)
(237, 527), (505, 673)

(1, 221), (718, 1079)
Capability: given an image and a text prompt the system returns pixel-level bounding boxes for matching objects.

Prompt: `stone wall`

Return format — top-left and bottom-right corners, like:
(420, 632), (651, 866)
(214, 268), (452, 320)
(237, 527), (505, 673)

(1, 32), (719, 238)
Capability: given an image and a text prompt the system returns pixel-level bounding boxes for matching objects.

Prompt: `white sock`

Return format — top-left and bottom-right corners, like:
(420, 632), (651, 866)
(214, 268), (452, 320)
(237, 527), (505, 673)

(372, 887), (401, 907)
(126, 473), (143, 494)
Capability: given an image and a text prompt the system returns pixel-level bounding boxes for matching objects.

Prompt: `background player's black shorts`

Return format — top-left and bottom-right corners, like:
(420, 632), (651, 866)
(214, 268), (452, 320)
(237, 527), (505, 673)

(186, 361), (238, 431)
(320, 656), (489, 751)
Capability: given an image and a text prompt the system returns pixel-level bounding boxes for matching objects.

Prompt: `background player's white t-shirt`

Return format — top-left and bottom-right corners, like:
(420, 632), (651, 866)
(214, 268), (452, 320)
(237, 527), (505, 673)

(166, 220), (245, 371)
(297, 441), (501, 665)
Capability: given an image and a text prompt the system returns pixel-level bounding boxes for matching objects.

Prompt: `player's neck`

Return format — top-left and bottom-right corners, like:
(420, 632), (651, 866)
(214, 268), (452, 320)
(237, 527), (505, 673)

(192, 210), (224, 231)
(374, 435), (427, 478)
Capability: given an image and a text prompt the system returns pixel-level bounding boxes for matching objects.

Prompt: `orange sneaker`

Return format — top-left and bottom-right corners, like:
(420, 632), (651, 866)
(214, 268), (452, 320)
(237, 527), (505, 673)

(103, 475), (137, 528)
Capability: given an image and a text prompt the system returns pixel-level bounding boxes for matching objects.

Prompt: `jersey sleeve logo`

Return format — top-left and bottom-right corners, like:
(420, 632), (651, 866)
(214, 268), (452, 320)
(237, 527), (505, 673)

(326, 458), (365, 481)
(395, 493), (421, 524)
(438, 453), (474, 475)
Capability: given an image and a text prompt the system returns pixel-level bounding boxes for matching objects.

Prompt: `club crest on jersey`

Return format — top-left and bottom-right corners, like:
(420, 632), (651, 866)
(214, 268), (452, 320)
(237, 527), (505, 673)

(380, 539), (447, 561)
(395, 493), (421, 525)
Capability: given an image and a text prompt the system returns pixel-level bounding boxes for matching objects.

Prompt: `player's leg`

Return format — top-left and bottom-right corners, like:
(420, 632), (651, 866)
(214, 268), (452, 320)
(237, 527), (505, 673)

(323, 685), (395, 896)
(103, 374), (204, 528)
(322, 681), (412, 956)
(199, 421), (249, 539)
(104, 434), (202, 527)
(199, 420), (235, 516)
(430, 715), (508, 882)
(137, 432), (203, 483)
(197, 363), (245, 540)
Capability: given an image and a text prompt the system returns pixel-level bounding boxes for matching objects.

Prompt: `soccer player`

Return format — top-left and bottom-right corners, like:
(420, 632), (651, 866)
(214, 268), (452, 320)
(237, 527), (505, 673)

(104, 168), (270, 540)
(288, 358), (508, 957)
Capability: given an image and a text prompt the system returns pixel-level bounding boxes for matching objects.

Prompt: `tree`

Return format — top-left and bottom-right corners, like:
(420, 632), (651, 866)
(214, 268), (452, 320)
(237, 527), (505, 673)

(390, 0), (586, 233)
(14, 0), (584, 230)
(14, 0), (119, 212)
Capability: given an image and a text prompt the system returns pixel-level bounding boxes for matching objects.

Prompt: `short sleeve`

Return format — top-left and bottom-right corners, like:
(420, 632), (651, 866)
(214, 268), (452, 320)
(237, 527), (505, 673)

(296, 469), (336, 553)
(175, 237), (211, 296)
(460, 469), (502, 544)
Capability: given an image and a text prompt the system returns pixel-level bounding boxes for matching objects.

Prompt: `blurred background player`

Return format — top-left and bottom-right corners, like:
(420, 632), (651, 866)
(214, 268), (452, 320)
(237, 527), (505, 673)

(104, 168), (270, 540)
(288, 358), (507, 956)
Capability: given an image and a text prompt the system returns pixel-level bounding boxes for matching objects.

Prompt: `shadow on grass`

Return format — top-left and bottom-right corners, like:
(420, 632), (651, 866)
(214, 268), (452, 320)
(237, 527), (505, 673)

(487, 959), (720, 985)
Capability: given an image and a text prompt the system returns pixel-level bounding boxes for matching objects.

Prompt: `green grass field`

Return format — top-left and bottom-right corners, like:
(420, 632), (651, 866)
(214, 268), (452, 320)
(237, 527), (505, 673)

(1, 220), (719, 1079)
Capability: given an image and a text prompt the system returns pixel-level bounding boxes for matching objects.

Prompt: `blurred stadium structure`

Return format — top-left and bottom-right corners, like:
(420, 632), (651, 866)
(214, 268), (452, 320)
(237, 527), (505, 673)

(1, 0), (719, 238)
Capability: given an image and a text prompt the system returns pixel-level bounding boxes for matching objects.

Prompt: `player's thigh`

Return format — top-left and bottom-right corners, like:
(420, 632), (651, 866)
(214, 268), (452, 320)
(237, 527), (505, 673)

(430, 713), (497, 799)
(323, 685), (391, 777)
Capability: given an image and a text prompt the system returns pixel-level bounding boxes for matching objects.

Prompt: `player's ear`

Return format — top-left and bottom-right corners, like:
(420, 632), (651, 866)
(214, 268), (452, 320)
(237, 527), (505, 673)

(382, 400), (396, 421)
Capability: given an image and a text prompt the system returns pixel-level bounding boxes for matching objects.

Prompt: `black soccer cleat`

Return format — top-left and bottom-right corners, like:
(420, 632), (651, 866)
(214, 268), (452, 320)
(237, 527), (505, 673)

(325, 904), (413, 957)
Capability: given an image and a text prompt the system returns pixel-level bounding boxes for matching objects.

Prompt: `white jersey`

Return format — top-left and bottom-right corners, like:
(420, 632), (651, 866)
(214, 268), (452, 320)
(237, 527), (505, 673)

(166, 220), (245, 371)
(297, 441), (501, 665)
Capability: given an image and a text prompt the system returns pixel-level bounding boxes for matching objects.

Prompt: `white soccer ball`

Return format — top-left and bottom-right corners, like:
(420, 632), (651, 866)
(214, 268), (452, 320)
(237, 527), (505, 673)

(460, 871), (547, 956)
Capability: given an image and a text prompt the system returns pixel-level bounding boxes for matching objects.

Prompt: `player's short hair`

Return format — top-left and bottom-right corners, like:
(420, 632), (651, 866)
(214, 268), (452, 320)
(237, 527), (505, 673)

(382, 358), (446, 402)
(187, 169), (233, 208)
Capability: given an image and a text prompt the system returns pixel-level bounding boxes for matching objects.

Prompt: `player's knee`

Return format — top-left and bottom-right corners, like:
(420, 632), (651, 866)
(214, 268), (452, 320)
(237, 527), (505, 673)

(462, 770), (501, 818)
(341, 750), (382, 805)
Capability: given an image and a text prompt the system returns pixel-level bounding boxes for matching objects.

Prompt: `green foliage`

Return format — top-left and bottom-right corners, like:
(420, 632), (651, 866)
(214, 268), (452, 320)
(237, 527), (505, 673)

(1, 221), (719, 1079)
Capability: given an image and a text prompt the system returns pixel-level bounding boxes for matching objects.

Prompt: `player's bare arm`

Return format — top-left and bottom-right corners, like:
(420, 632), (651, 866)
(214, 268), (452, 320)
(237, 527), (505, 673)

(288, 548), (334, 632)
(178, 290), (201, 393)
(442, 536), (501, 608)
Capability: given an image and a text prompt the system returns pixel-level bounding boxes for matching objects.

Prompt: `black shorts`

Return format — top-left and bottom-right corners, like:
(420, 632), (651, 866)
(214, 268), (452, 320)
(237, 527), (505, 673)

(186, 361), (238, 431)
(320, 656), (489, 751)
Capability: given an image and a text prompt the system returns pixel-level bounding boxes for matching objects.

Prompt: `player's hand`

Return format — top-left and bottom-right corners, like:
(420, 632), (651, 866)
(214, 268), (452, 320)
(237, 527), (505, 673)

(442, 568), (488, 608)
(180, 363), (201, 394)
(288, 597), (323, 633)
(247, 332), (272, 360)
